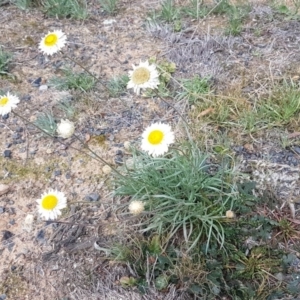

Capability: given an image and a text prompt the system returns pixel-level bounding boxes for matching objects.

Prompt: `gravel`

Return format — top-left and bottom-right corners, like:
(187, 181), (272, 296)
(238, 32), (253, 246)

(85, 192), (100, 202)
(3, 150), (12, 158)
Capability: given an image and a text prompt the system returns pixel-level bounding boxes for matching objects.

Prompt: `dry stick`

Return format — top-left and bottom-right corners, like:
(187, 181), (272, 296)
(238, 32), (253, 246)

(12, 111), (125, 178)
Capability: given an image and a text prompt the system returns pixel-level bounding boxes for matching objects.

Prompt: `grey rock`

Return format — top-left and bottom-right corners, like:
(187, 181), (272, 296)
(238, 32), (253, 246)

(114, 155), (123, 165)
(22, 95), (31, 101)
(39, 85), (48, 91)
(54, 170), (62, 176)
(0, 207), (5, 214)
(3, 150), (12, 158)
(2, 230), (14, 241)
(0, 294), (6, 300)
(85, 192), (100, 202)
(31, 77), (42, 87)
(2, 114), (9, 120)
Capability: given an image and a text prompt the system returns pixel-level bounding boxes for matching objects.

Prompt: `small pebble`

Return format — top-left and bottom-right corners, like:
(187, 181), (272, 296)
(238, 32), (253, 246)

(115, 155), (123, 165)
(2, 230), (14, 241)
(31, 77), (42, 87)
(85, 192), (100, 202)
(7, 242), (14, 252)
(102, 165), (112, 174)
(0, 184), (10, 196)
(12, 132), (21, 140)
(0, 207), (5, 214)
(65, 172), (71, 179)
(2, 114), (9, 120)
(16, 127), (23, 132)
(3, 150), (12, 158)
(9, 219), (15, 225)
(22, 95), (31, 101)
(0, 294), (6, 300)
(36, 230), (45, 243)
(116, 150), (123, 156)
(125, 158), (135, 170)
(54, 170), (62, 176)
(124, 141), (131, 150)
(39, 85), (48, 91)
(7, 207), (16, 215)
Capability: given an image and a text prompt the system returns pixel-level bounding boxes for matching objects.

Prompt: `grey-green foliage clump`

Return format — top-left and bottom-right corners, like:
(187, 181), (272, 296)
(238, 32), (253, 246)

(107, 74), (129, 97)
(0, 47), (13, 76)
(49, 68), (96, 92)
(34, 112), (57, 136)
(177, 75), (211, 104)
(98, 0), (119, 15)
(115, 145), (240, 252)
(43, 0), (88, 19)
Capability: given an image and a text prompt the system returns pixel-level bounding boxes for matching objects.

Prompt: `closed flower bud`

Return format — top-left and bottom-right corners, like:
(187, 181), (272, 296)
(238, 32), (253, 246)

(129, 200), (144, 215)
(57, 119), (75, 138)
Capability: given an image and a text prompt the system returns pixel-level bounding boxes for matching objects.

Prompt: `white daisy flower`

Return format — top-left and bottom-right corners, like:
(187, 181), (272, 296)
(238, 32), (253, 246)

(129, 200), (145, 215)
(37, 189), (67, 220)
(39, 30), (67, 56)
(141, 122), (175, 157)
(57, 119), (75, 139)
(127, 60), (160, 95)
(0, 92), (20, 116)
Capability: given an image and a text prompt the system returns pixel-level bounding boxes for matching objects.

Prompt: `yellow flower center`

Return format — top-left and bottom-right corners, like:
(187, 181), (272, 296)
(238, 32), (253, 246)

(0, 97), (9, 107)
(148, 130), (164, 145)
(45, 34), (58, 47)
(132, 67), (150, 85)
(41, 195), (58, 210)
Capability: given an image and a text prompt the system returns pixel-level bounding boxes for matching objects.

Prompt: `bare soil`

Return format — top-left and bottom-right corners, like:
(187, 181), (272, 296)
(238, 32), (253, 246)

(1, 0), (300, 299)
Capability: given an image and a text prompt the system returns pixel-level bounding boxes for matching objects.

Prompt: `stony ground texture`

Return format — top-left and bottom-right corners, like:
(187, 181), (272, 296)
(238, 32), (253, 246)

(1, 0), (300, 299)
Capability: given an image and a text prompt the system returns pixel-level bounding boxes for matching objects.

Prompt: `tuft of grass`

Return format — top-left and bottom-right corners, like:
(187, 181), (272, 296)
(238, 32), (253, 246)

(57, 98), (76, 118)
(159, 0), (181, 23)
(49, 68), (96, 92)
(224, 4), (251, 36)
(34, 112), (57, 136)
(181, 0), (209, 20)
(0, 47), (13, 76)
(176, 75), (211, 104)
(106, 74), (129, 97)
(42, 0), (88, 19)
(115, 144), (241, 253)
(12, 0), (32, 9)
(97, 0), (119, 15)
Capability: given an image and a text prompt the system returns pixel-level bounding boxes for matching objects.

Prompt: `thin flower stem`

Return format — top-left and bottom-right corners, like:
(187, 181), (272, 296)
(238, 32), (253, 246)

(12, 111), (125, 178)
(154, 90), (193, 142)
(154, 90), (189, 127)
(71, 134), (125, 177)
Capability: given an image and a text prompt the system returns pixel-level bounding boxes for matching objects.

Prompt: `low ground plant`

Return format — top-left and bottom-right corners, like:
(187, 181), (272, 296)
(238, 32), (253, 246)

(49, 68), (96, 92)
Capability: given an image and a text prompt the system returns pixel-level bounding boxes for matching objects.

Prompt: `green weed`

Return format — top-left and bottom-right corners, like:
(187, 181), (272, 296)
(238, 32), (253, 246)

(34, 112), (57, 136)
(115, 144), (241, 253)
(43, 0), (88, 19)
(97, 0), (119, 15)
(49, 68), (96, 92)
(107, 74), (129, 97)
(176, 75), (211, 104)
(0, 47), (13, 76)
(57, 98), (76, 118)
(159, 0), (181, 23)
(181, 0), (209, 20)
